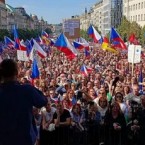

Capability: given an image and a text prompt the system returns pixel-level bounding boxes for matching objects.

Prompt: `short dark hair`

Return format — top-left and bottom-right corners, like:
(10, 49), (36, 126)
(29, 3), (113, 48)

(0, 59), (18, 78)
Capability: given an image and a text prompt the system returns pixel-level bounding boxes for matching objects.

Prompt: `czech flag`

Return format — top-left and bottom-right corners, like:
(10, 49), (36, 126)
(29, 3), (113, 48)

(49, 38), (55, 46)
(80, 64), (88, 76)
(25, 40), (33, 57)
(41, 30), (49, 38)
(110, 28), (127, 50)
(54, 33), (78, 60)
(73, 41), (89, 50)
(35, 36), (43, 45)
(98, 36), (104, 44)
(84, 48), (90, 59)
(4, 36), (15, 48)
(13, 25), (26, 51)
(73, 41), (85, 49)
(87, 25), (101, 43)
(31, 58), (39, 85)
(20, 40), (27, 51)
(73, 37), (89, 50)
(29, 39), (47, 60)
(13, 25), (20, 49)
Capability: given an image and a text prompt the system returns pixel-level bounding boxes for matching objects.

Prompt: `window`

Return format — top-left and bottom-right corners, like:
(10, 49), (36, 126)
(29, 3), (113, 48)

(141, 2), (143, 8)
(138, 15), (140, 21)
(141, 14), (143, 21)
(139, 3), (140, 9)
(131, 16), (132, 21)
(136, 4), (137, 10)
(133, 4), (135, 10)
(144, 14), (145, 20)
(136, 15), (137, 21)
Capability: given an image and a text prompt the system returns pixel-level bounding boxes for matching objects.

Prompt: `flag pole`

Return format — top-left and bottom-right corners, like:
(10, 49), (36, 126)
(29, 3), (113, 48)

(132, 45), (136, 77)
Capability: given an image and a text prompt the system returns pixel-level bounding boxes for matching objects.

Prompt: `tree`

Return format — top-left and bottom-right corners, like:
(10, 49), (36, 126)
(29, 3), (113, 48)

(117, 16), (131, 40)
(130, 21), (141, 39)
(45, 28), (52, 35)
(141, 26), (145, 46)
(0, 29), (10, 41)
(80, 29), (90, 41)
(117, 16), (142, 44)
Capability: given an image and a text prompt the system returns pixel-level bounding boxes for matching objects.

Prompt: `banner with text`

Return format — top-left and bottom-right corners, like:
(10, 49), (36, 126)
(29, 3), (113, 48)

(17, 50), (29, 61)
(128, 45), (141, 63)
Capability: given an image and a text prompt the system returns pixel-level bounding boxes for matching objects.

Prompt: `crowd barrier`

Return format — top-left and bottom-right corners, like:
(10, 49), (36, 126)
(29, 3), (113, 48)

(39, 123), (143, 145)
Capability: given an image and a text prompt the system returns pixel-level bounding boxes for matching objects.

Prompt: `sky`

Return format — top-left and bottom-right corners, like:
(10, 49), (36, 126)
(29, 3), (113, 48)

(6, 0), (98, 24)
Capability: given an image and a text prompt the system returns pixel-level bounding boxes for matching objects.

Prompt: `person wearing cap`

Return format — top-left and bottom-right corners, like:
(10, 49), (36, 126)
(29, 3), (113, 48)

(0, 59), (47, 145)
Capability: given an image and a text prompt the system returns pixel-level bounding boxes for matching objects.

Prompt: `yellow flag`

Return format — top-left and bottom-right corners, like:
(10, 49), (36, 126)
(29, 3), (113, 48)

(102, 42), (118, 54)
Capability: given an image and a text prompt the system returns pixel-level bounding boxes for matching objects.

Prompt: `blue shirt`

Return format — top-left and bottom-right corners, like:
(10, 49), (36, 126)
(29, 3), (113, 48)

(0, 81), (47, 145)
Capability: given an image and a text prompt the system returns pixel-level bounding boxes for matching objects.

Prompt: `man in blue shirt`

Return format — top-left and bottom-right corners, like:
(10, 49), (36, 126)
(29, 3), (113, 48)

(0, 59), (47, 145)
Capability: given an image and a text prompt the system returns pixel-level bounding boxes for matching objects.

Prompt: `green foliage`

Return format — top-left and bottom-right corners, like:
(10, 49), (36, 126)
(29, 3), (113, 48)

(0, 29), (10, 41)
(80, 29), (90, 41)
(45, 28), (52, 35)
(0, 28), (52, 42)
(106, 31), (110, 39)
(117, 16), (131, 39)
(117, 16), (143, 45)
(141, 26), (145, 45)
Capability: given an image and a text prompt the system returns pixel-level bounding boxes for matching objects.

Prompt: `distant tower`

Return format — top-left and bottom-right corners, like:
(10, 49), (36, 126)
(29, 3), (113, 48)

(85, 7), (87, 14)
(0, 0), (5, 4)
(85, 7), (87, 19)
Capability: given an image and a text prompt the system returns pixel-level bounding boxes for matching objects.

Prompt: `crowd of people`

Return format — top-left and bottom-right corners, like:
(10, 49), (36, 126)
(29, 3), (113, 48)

(0, 44), (145, 145)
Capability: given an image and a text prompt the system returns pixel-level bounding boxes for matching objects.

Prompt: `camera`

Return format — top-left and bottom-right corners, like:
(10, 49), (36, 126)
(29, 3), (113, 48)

(130, 100), (140, 109)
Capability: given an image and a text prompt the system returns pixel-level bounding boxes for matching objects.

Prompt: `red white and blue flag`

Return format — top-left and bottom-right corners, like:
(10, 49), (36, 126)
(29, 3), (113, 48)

(41, 30), (49, 38)
(29, 39), (47, 60)
(35, 36), (43, 45)
(87, 25), (101, 43)
(110, 27), (127, 50)
(13, 25), (26, 51)
(73, 37), (89, 50)
(54, 33), (78, 60)
(80, 64), (88, 76)
(25, 40), (33, 57)
(31, 58), (40, 85)
(4, 36), (15, 48)
(84, 48), (90, 59)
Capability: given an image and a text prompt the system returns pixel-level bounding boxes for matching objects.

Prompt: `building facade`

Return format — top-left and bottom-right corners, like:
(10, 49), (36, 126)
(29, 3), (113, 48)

(79, 0), (123, 36)
(80, 13), (90, 31)
(102, 0), (123, 35)
(0, 0), (7, 29)
(123, 0), (145, 27)
(0, 2), (49, 30)
(93, 1), (103, 33)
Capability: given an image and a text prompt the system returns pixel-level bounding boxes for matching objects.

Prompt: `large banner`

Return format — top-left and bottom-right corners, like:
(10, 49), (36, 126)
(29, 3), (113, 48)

(128, 45), (141, 63)
(63, 19), (80, 39)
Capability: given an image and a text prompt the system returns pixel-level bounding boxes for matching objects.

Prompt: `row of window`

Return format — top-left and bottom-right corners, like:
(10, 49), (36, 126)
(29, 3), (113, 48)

(129, 14), (145, 21)
(124, 1), (145, 13)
